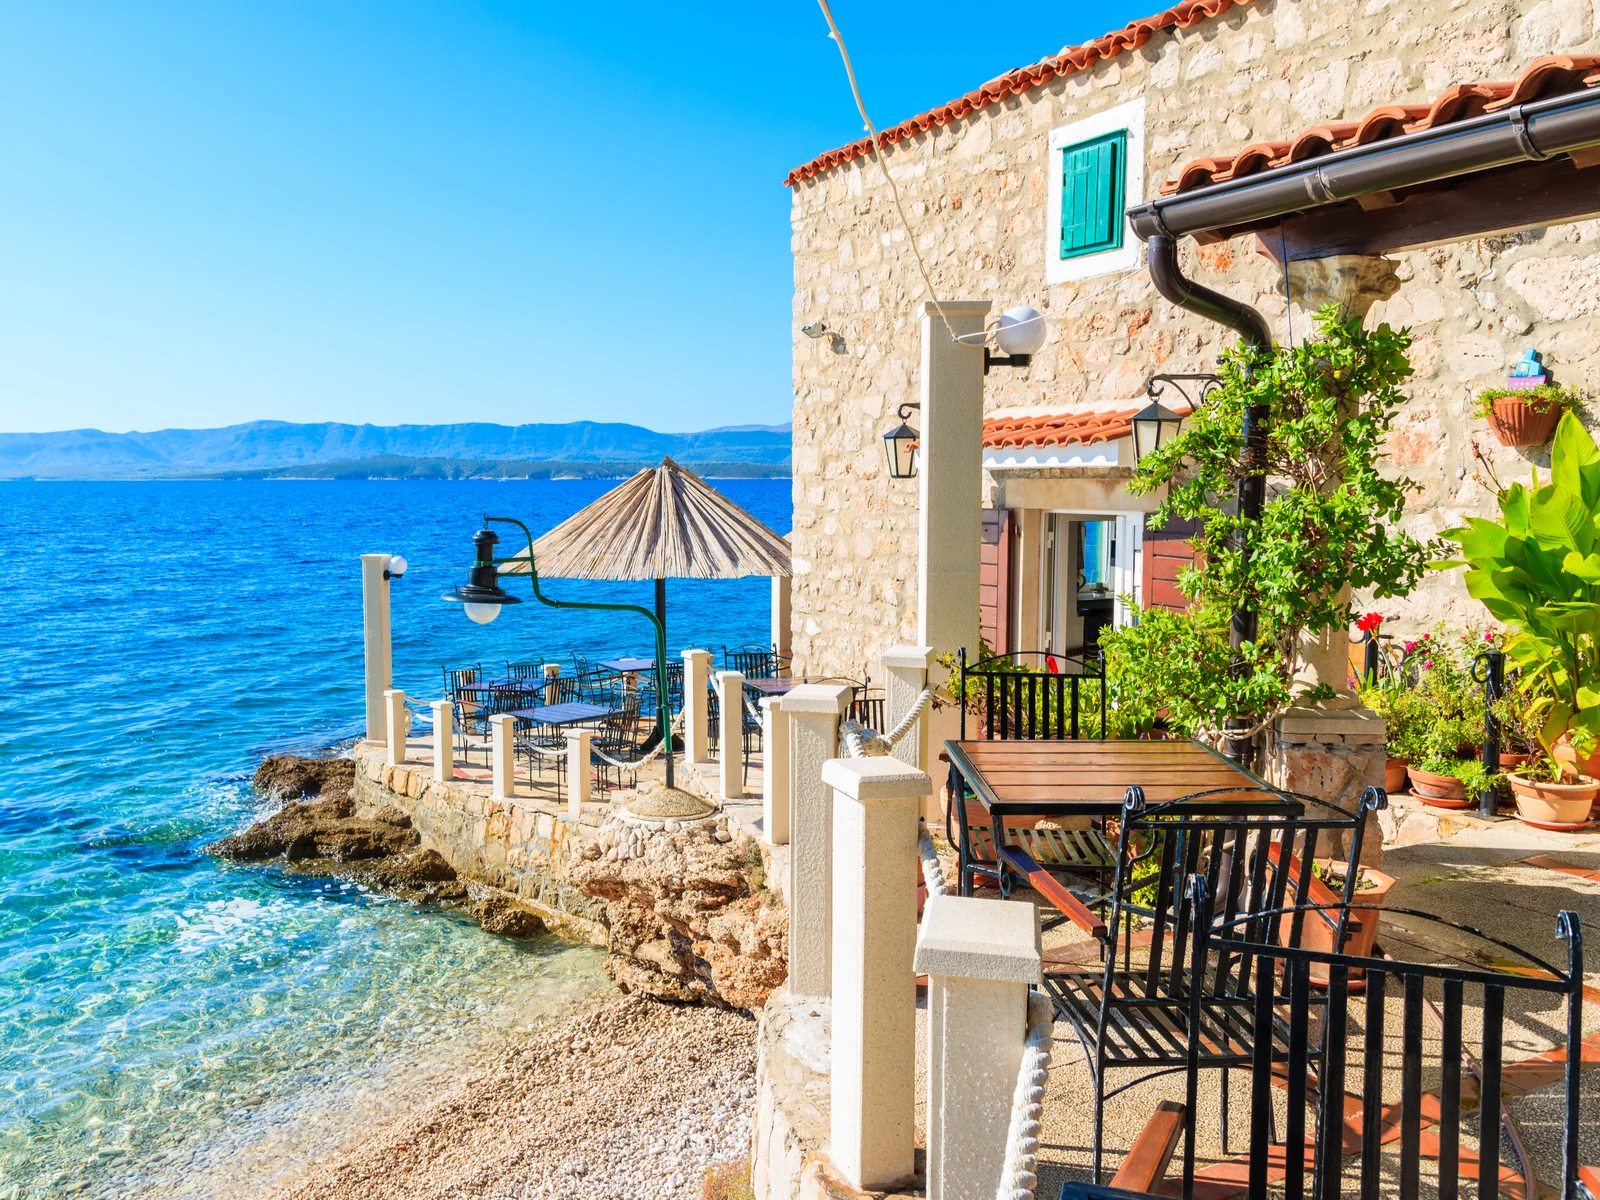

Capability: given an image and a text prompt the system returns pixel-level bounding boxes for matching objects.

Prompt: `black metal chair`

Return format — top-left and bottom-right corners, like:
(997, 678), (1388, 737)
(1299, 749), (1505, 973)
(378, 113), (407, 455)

(850, 685), (886, 732)
(1121, 879), (1588, 1200)
(723, 644), (776, 679)
(505, 660), (544, 682)
(444, 664), (488, 763)
(1035, 784), (1386, 1185)
(594, 693), (645, 791)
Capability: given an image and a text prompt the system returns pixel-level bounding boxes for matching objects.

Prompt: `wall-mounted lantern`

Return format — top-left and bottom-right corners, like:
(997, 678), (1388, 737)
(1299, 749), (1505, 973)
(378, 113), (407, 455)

(882, 402), (920, 479)
(1133, 373), (1219, 464)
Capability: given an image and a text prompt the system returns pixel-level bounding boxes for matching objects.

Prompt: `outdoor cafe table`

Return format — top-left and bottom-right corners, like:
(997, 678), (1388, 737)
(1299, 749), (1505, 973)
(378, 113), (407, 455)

(597, 657), (656, 674)
(741, 676), (831, 697)
(508, 702), (616, 728)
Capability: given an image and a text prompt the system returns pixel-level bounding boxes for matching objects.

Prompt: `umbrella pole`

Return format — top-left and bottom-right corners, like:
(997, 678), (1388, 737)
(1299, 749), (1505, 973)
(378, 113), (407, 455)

(655, 578), (670, 786)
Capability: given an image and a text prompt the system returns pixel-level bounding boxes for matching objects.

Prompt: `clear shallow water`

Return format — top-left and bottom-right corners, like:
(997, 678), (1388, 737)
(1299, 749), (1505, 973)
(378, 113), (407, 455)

(0, 478), (790, 1196)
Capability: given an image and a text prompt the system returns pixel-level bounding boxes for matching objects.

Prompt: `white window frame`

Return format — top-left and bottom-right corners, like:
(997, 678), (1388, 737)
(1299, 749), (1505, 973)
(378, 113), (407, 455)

(1045, 97), (1146, 285)
(1038, 510), (1145, 654)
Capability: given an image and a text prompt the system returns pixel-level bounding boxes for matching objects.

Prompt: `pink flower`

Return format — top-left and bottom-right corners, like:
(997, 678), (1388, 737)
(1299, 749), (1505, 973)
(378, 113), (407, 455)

(1484, 632), (1493, 642)
(1423, 660), (1433, 669)
(1404, 641), (1418, 653)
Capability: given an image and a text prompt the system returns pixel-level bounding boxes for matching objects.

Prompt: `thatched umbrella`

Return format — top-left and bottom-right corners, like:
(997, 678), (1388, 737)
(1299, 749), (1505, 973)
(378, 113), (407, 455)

(500, 457), (791, 785)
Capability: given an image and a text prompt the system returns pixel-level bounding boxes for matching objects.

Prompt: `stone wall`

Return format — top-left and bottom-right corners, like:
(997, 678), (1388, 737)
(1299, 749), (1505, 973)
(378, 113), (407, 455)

(788, 0), (1600, 677)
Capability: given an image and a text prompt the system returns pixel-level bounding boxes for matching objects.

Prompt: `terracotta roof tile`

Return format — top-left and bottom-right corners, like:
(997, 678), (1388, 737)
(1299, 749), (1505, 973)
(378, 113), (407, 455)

(1162, 54), (1600, 195)
(786, 0), (1258, 187)
(982, 409), (1141, 450)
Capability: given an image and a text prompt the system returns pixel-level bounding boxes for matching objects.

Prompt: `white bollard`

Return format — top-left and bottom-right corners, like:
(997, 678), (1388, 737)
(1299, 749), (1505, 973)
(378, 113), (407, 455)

(880, 645), (935, 772)
(915, 894), (1043, 1200)
(542, 662), (561, 705)
(783, 683), (852, 999)
(361, 554), (393, 743)
(761, 697), (789, 844)
(490, 714), (515, 799)
(718, 670), (746, 800)
(823, 755), (931, 1192)
(565, 729), (593, 819)
(683, 649), (712, 763)
(430, 699), (454, 782)
(385, 689), (408, 766)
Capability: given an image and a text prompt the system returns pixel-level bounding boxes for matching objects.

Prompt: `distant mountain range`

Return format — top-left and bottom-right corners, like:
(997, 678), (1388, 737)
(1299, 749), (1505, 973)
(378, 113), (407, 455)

(0, 420), (793, 479)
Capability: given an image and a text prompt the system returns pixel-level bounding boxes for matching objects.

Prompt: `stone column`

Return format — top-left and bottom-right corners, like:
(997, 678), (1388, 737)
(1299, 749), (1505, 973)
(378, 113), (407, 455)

(683, 649), (712, 764)
(784, 682), (853, 998)
(823, 755), (931, 1192)
(915, 894), (1043, 1200)
(542, 662), (561, 706)
(917, 300), (990, 668)
(718, 670), (746, 800)
(429, 699), (453, 782)
(880, 645), (935, 773)
(361, 554), (393, 744)
(772, 576), (792, 663)
(490, 713), (515, 800)
(565, 729), (593, 818)
(761, 697), (789, 845)
(384, 689), (408, 766)
(1267, 708), (1387, 866)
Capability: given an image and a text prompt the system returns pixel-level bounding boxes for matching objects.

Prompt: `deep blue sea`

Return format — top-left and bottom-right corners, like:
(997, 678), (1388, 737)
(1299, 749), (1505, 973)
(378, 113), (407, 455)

(0, 478), (791, 1198)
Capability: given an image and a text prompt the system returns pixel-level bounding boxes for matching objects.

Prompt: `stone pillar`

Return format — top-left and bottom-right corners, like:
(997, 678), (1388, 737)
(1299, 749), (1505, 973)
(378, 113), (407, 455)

(915, 894), (1043, 1200)
(823, 755), (931, 1192)
(430, 699), (453, 782)
(917, 300), (990, 670)
(683, 649), (712, 763)
(565, 729), (593, 818)
(490, 713), (515, 800)
(542, 662), (561, 705)
(784, 683), (853, 998)
(1267, 708), (1387, 866)
(880, 645), (935, 773)
(361, 554), (393, 744)
(718, 670), (746, 800)
(384, 689), (408, 766)
(762, 697), (789, 845)
(772, 576), (792, 663)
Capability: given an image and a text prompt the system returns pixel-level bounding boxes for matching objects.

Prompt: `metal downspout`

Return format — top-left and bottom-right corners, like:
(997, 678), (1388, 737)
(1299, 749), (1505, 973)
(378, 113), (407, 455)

(1145, 232), (1273, 765)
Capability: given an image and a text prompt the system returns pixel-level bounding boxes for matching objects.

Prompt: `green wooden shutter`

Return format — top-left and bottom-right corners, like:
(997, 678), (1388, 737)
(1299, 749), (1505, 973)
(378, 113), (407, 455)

(1059, 131), (1126, 260)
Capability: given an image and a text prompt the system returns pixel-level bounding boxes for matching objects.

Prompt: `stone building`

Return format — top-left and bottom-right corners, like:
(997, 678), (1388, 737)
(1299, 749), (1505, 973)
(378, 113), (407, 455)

(785, 0), (1600, 681)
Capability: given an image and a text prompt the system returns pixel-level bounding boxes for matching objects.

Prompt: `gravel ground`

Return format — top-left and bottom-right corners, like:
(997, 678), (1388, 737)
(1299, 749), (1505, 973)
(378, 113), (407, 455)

(271, 996), (757, 1200)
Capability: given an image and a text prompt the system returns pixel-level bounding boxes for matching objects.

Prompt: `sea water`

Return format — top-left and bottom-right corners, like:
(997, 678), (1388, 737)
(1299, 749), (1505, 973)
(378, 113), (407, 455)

(0, 478), (790, 1197)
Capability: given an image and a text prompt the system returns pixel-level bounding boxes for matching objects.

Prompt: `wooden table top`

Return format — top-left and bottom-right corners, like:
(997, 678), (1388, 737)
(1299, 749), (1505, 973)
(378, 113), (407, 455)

(946, 738), (1280, 815)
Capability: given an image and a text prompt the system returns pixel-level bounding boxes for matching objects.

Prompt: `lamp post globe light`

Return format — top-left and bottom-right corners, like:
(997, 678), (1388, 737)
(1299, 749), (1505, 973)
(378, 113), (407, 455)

(441, 528), (523, 624)
(993, 305), (1046, 357)
(882, 403), (920, 480)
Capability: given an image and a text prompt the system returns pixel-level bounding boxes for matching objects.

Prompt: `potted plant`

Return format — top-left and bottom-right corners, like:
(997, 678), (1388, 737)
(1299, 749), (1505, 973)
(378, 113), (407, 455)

(1270, 848), (1396, 988)
(1441, 412), (1600, 827)
(1364, 636), (1492, 806)
(1473, 382), (1580, 447)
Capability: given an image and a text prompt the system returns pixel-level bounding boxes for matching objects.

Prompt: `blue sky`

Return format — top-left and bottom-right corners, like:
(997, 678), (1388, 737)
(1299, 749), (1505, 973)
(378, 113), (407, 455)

(0, 2), (1153, 435)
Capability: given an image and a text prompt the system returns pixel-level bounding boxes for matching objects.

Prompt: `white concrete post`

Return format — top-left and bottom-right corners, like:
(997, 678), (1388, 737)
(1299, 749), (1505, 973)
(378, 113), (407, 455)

(771, 576), (792, 664)
(361, 554), (393, 743)
(490, 714), (515, 799)
(542, 662), (561, 705)
(917, 300), (990, 671)
(718, 670), (746, 800)
(683, 649), (712, 763)
(823, 756), (932, 1192)
(784, 683), (852, 998)
(915, 895), (1044, 1200)
(880, 644), (935, 773)
(565, 729), (593, 818)
(761, 697), (789, 844)
(384, 689), (408, 766)
(430, 699), (454, 782)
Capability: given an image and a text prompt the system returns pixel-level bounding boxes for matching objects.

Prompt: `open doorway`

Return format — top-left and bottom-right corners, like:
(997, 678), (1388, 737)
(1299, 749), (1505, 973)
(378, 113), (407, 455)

(1041, 513), (1142, 655)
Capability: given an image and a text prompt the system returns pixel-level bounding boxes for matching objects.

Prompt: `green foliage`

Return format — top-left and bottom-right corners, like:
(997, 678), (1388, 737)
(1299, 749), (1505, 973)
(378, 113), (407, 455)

(1472, 382), (1582, 422)
(1113, 306), (1438, 734)
(1439, 412), (1600, 777)
(1358, 631), (1483, 764)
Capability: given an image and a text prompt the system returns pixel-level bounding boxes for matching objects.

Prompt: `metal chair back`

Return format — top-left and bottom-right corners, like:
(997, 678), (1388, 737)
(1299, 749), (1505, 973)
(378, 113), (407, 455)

(1181, 880), (1585, 1200)
(506, 660), (543, 681)
(850, 686), (885, 731)
(723, 644), (775, 678)
(957, 647), (1107, 740)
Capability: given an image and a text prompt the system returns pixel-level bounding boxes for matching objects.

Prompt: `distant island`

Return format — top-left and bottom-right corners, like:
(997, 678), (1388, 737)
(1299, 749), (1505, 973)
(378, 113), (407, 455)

(0, 419), (792, 480)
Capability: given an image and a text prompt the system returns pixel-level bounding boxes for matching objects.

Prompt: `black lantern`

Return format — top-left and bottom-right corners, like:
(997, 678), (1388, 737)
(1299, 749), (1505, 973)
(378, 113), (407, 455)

(882, 402), (920, 479)
(1131, 399), (1185, 463)
(441, 527), (522, 624)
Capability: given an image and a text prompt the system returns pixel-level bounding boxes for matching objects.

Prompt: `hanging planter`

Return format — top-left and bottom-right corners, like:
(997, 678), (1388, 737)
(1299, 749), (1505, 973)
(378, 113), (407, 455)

(1474, 383), (1579, 448)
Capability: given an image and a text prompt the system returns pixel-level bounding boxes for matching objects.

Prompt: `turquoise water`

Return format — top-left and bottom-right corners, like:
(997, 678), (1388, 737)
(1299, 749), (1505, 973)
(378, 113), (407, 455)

(0, 478), (790, 1196)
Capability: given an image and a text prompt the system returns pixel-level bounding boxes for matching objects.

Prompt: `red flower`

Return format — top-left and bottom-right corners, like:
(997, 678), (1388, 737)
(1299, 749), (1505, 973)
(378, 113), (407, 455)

(1046, 655), (1059, 674)
(1355, 612), (1383, 633)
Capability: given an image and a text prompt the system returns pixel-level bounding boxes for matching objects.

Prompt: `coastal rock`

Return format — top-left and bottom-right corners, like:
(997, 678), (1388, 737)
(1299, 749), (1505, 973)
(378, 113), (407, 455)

(567, 819), (786, 1010)
(252, 754), (357, 799)
(205, 794), (419, 863)
(465, 885), (548, 939)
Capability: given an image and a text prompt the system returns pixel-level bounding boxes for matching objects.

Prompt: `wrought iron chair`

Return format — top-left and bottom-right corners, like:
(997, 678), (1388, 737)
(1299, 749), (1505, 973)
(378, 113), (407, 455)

(948, 647), (1114, 894)
(505, 660), (544, 682)
(723, 644), (776, 679)
(1032, 784), (1386, 1185)
(850, 684), (885, 732)
(1084, 880), (1589, 1200)
(444, 664), (488, 763)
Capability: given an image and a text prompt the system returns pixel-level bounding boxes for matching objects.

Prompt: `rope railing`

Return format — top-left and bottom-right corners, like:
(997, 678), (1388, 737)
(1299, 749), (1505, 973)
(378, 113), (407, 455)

(919, 822), (948, 898)
(995, 991), (1054, 1200)
(839, 685), (934, 758)
(589, 710), (686, 771)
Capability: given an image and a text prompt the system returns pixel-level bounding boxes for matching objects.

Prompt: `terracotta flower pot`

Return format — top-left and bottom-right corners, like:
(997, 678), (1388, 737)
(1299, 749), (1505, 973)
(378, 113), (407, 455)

(1498, 752), (1531, 772)
(1486, 397), (1563, 447)
(1384, 757), (1408, 794)
(1407, 765), (1474, 808)
(1273, 850), (1396, 988)
(1508, 773), (1598, 830)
